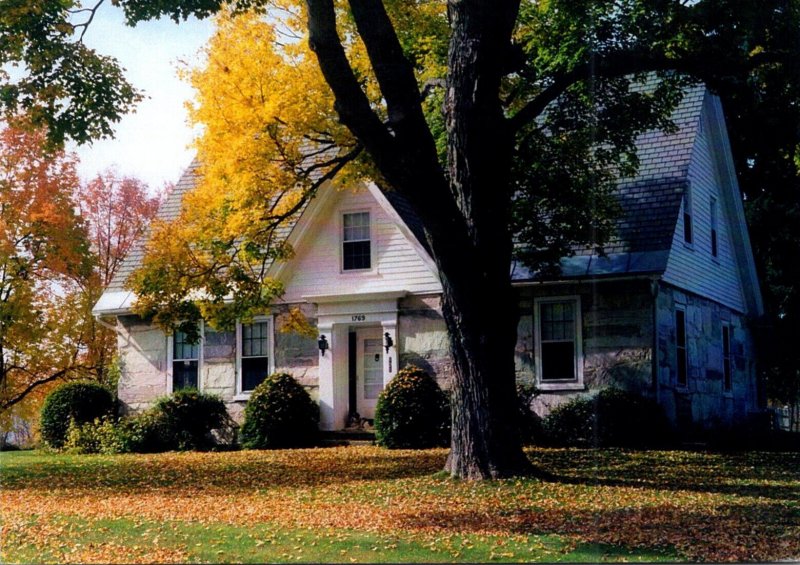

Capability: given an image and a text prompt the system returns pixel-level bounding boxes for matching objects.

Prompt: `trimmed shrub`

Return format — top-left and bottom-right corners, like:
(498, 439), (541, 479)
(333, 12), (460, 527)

(149, 390), (229, 451)
(64, 416), (126, 454)
(240, 373), (319, 449)
(374, 366), (450, 449)
(40, 382), (116, 448)
(542, 388), (672, 448)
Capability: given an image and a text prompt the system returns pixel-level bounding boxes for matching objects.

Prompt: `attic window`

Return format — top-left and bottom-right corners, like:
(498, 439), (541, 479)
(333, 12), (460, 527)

(710, 197), (718, 258)
(683, 189), (693, 245)
(343, 211), (371, 271)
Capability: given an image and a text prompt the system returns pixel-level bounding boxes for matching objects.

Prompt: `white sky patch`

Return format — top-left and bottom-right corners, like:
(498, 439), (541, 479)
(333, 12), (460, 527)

(70, 6), (214, 190)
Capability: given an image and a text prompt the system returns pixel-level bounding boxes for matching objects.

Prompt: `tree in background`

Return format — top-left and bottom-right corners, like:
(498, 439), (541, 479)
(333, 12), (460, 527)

(0, 121), (92, 411)
(76, 170), (162, 386)
(3, 0), (800, 477)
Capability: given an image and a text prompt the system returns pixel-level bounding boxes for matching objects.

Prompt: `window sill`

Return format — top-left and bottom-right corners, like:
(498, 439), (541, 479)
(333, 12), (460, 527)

(538, 381), (585, 392)
(233, 394), (252, 402)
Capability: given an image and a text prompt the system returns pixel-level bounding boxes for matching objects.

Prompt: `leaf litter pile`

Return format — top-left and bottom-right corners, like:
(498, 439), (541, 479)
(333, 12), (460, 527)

(1, 446), (799, 563)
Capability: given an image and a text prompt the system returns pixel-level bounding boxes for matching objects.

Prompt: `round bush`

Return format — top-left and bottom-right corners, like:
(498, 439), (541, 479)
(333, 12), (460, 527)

(40, 381), (116, 448)
(374, 366), (450, 449)
(240, 373), (319, 449)
(150, 390), (229, 451)
(542, 387), (672, 448)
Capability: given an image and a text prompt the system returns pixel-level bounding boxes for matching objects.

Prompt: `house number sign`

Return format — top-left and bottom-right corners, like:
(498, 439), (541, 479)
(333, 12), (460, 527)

(351, 314), (366, 322)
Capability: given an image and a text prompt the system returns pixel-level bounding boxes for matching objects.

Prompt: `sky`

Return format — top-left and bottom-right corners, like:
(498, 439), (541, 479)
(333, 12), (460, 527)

(70, 6), (215, 190)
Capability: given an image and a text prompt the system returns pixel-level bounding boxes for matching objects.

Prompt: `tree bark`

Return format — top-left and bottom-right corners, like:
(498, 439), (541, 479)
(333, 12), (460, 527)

(306, 0), (533, 479)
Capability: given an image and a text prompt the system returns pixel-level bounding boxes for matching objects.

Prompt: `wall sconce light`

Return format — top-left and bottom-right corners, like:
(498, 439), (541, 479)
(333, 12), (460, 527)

(384, 332), (394, 354)
(318, 334), (329, 356)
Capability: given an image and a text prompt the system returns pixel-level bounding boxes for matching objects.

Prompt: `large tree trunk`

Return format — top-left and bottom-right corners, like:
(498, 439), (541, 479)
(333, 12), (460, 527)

(307, 0), (532, 479)
(438, 0), (531, 479)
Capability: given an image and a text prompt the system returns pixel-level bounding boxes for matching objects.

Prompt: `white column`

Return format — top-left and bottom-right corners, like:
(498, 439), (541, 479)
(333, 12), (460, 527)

(317, 322), (335, 430)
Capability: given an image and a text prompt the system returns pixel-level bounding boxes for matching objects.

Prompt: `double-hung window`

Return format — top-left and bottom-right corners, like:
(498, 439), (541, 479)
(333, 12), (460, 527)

(238, 318), (273, 394)
(676, 309), (688, 387)
(172, 328), (201, 391)
(535, 297), (583, 388)
(722, 324), (732, 392)
(342, 211), (371, 271)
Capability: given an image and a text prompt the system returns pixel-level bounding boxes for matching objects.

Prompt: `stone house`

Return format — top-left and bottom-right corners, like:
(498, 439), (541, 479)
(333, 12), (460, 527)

(93, 84), (764, 432)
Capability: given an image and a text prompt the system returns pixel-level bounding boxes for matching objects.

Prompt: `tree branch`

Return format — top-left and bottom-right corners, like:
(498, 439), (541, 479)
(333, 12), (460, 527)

(305, 0), (395, 156)
(508, 49), (798, 133)
(346, 0), (429, 136)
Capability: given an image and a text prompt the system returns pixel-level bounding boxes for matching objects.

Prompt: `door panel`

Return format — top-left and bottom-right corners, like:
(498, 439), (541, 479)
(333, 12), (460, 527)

(356, 328), (383, 419)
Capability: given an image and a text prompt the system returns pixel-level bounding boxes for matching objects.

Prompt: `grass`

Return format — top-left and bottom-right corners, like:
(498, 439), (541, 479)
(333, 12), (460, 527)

(1, 446), (799, 563)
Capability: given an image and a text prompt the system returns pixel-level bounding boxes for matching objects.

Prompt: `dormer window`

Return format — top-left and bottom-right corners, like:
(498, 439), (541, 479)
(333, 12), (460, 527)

(343, 211), (371, 271)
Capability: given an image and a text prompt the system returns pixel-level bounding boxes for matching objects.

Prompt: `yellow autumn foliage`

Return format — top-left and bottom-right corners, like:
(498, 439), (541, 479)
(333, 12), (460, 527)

(131, 2), (448, 332)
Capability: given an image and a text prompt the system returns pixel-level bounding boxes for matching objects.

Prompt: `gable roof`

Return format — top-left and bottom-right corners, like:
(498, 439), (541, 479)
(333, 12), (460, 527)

(512, 84), (706, 280)
(95, 82), (761, 317)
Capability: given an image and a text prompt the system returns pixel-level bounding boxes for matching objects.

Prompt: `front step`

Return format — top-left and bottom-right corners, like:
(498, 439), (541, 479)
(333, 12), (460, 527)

(319, 430), (376, 446)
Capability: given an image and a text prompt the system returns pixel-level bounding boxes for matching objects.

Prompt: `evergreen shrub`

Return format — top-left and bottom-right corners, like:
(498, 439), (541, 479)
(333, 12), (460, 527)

(149, 389), (229, 451)
(240, 373), (319, 449)
(40, 381), (116, 448)
(374, 365), (450, 449)
(542, 388), (672, 447)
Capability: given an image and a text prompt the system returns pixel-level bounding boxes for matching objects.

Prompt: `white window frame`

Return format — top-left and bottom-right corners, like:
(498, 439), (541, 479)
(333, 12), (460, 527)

(534, 296), (584, 391)
(341, 209), (374, 273)
(166, 321), (204, 394)
(235, 316), (275, 400)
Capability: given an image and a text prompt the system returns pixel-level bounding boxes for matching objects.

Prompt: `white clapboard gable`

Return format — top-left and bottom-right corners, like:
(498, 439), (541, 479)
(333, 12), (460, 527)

(273, 182), (442, 303)
(662, 93), (762, 316)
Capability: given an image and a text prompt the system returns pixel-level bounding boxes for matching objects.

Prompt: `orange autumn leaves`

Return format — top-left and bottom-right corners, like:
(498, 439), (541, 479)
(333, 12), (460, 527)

(2, 446), (799, 563)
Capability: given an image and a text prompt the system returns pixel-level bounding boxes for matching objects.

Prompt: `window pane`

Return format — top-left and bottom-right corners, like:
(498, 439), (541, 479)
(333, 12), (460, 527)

(344, 212), (370, 241)
(676, 310), (686, 346)
(242, 321), (269, 358)
(173, 360), (198, 390)
(541, 342), (575, 381)
(343, 240), (371, 270)
(540, 301), (575, 342)
(174, 330), (199, 361)
(242, 357), (270, 392)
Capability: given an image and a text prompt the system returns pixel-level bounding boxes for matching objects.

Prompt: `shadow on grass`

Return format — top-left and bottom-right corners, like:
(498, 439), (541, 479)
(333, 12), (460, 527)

(394, 501), (800, 562)
(529, 447), (800, 502)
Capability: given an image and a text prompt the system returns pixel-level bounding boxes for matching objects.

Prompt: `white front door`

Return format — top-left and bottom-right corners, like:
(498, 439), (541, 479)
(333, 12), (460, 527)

(356, 327), (384, 419)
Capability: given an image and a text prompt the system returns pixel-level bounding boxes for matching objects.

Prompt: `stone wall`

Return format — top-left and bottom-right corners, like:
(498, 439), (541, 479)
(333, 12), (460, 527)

(656, 283), (759, 431)
(397, 294), (454, 389)
(116, 315), (168, 414)
(272, 303), (320, 401)
(516, 280), (656, 416)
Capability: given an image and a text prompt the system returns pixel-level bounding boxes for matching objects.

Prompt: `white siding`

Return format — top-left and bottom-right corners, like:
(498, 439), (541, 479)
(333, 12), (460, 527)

(280, 185), (442, 302)
(663, 96), (746, 313)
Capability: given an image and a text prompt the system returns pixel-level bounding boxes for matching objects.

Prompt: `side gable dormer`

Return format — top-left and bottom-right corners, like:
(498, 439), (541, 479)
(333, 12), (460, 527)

(662, 92), (764, 317)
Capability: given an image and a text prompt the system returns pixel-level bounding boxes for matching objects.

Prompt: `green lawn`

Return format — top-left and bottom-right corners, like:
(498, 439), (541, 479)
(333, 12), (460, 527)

(1, 446), (799, 563)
